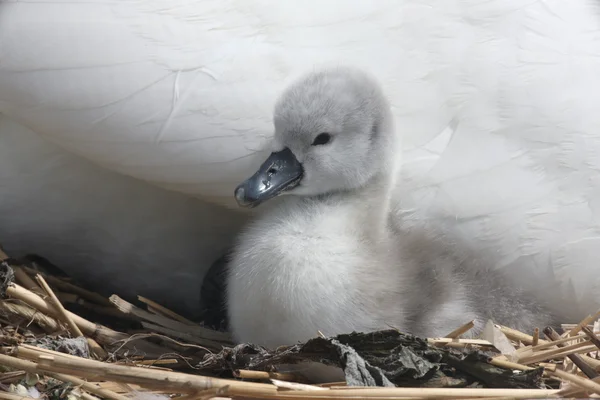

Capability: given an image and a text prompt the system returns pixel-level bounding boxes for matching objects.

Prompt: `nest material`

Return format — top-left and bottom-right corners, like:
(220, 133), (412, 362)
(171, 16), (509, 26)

(0, 248), (599, 399)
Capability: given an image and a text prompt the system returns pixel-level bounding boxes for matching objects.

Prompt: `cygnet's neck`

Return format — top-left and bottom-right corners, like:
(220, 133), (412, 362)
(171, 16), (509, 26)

(353, 113), (400, 244)
(350, 158), (398, 245)
(318, 137), (399, 245)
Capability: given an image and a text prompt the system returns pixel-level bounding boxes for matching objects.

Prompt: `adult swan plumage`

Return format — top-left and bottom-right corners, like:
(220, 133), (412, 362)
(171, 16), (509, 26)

(0, 1), (599, 320)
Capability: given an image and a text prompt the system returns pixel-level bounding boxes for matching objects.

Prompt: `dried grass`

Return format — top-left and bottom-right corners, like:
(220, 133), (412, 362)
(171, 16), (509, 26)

(1, 249), (600, 399)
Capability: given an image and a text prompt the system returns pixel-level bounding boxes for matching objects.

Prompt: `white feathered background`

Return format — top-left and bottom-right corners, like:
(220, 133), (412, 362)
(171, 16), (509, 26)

(0, 0), (599, 319)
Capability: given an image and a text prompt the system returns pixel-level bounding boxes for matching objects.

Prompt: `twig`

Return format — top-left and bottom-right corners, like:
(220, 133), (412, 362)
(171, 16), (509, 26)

(21, 265), (111, 307)
(131, 358), (179, 366)
(556, 374), (600, 398)
(531, 328), (539, 347)
(270, 379), (327, 391)
(496, 325), (549, 346)
(488, 357), (534, 371)
(442, 320), (475, 339)
(569, 309), (600, 336)
(109, 295), (232, 343)
(29, 349), (277, 396)
(35, 274), (82, 337)
(0, 301), (61, 333)
(6, 283), (128, 345)
(581, 354), (600, 372)
(12, 267), (40, 293)
(582, 326), (600, 352)
(426, 338), (494, 347)
(33, 274), (107, 360)
(176, 387), (230, 400)
(1, 346), (565, 400)
(5, 345), (565, 400)
(0, 370), (26, 384)
(542, 363), (600, 396)
(529, 333), (586, 351)
(140, 322), (221, 351)
(517, 340), (595, 364)
(543, 326), (598, 379)
(0, 353), (129, 400)
(58, 294), (137, 321)
(0, 392), (37, 400)
(234, 370), (301, 382)
(15, 343), (101, 364)
(138, 295), (196, 325)
(117, 332), (212, 353)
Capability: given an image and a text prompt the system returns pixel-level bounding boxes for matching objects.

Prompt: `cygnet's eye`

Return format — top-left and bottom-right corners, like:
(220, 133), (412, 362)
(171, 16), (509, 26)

(311, 133), (331, 146)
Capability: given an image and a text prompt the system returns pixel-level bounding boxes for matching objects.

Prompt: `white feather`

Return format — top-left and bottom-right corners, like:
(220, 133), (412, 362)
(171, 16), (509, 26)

(0, 1), (599, 317)
(0, 116), (245, 316)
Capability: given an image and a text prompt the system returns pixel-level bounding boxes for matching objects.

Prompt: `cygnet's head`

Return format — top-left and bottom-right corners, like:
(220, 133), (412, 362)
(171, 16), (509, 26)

(235, 67), (395, 208)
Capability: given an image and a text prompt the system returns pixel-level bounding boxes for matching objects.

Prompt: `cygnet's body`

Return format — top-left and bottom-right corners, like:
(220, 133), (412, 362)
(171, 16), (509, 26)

(226, 67), (557, 348)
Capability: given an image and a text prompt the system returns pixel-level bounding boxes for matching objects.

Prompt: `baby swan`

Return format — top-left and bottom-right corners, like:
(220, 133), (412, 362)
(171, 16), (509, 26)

(228, 67), (402, 347)
(226, 67), (556, 348)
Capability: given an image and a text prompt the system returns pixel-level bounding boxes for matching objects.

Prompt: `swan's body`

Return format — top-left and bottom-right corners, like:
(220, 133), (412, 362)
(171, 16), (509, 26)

(227, 68), (556, 348)
(0, 1), (599, 318)
(0, 116), (246, 316)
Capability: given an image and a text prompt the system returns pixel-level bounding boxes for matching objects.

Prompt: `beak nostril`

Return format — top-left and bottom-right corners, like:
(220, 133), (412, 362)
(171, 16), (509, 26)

(234, 186), (245, 202)
(234, 147), (302, 208)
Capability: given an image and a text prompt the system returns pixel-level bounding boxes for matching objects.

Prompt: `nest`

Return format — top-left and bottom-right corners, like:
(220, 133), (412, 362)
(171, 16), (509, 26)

(0, 247), (600, 400)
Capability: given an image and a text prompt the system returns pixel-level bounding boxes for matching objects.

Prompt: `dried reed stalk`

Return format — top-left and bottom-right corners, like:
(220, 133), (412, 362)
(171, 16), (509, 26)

(582, 325), (600, 352)
(0, 301), (61, 332)
(426, 338), (493, 347)
(253, 387), (560, 399)
(4, 342), (566, 400)
(542, 363), (600, 396)
(488, 357), (534, 371)
(517, 341), (595, 364)
(529, 333), (586, 351)
(34, 274), (106, 359)
(569, 309), (600, 336)
(0, 353), (128, 400)
(131, 358), (179, 366)
(531, 327), (539, 346)
(543, 326), (598, 379)
(140, 321), (220, 351)
(176, 387), (231, 400)
(30, 350), (277, 397)
(235, 370), (301, 382)
(0, 370), (26, 384)
(6, 283), (128, 345)
(138, 295), (195, 325)
(89, 382), (147, 394)
(4, 245), (600, 399)
(109, 295), (231, 343)
(581, 354), (600, 372)
(2, 343), (566, 400)
(12, 267), (40, 293)
(20, 265), (111, 307)
(35, 274), (82, 337)
(496, 325), (550, 346)
(0, 392), (37, 400)
(270, 379), (328, 391)
(442, 320), (474, 339)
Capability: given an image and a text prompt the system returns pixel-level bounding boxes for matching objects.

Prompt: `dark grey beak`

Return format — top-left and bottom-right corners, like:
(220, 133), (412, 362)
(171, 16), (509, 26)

(234, 147), (303, 208)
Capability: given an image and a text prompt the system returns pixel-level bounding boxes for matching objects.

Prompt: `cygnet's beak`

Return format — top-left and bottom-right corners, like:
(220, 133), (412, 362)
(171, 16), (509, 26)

(234, 147), (303, 208)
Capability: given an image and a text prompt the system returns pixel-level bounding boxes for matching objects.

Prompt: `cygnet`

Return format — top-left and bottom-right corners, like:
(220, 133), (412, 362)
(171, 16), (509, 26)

(226, 67), (558, 348)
